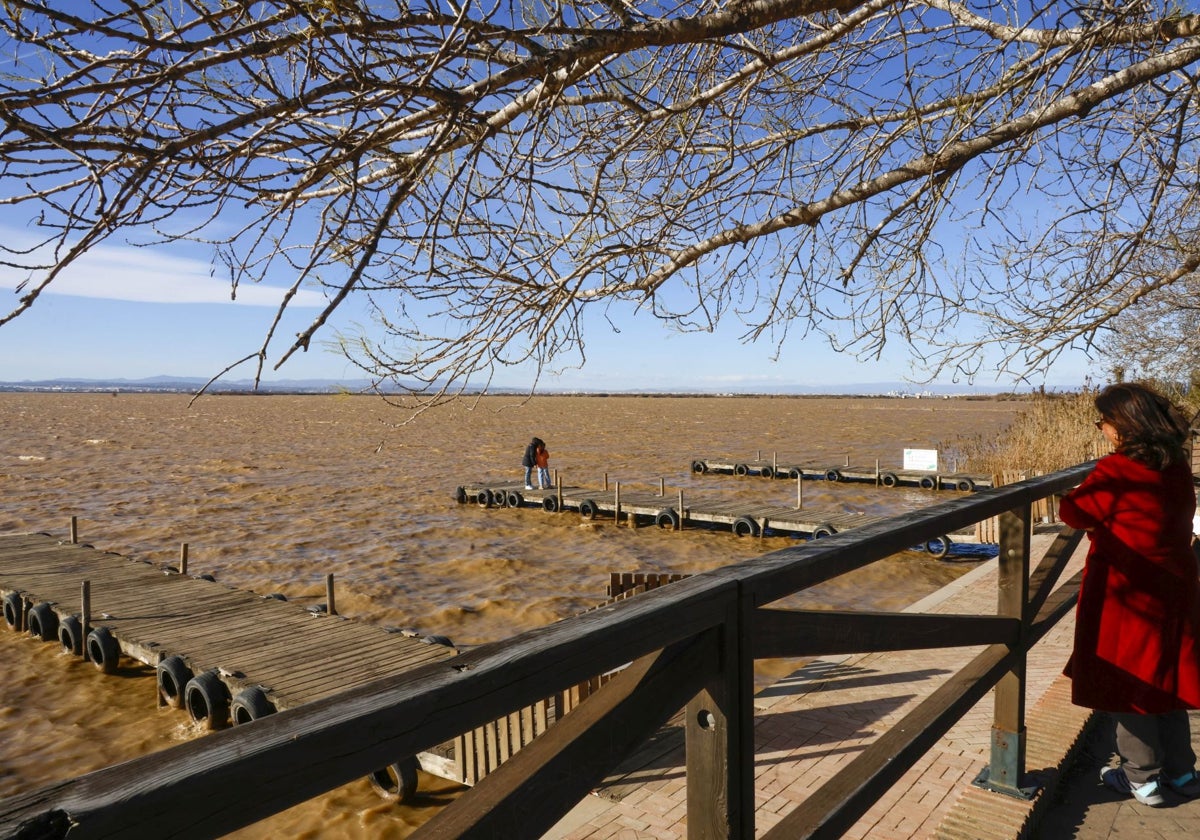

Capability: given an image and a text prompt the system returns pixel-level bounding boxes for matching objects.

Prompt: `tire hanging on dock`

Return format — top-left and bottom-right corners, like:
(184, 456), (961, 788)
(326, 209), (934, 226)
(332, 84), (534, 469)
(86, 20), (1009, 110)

(732, 517), (759, 538)
(505, 490), (524, 508)
(58, 614), (83, 655)
(734, 463), (750, 476)
(185, 669), (232, 729)
(655, 509), (680, 530)
(541, 495), (559, 512)
(759, 466), (774, 479)
(26, 602), (58, 642)
(919, 476), (937, 489)
(925, 536), (952, 559)
(810, 523), (837, 539)
(788, 467), (802, 479)
(157, 655), (193, 710)
(3, 592), (22, 631)
(579, 499), (599, 520)
(368, 756), (420, 803)
(956, 478), (975, 492)
(492, 489), (508, 508)
(476, 489), (492, 508)
(86, 626), (120, 674)
(880, 472), (899, 488)
(824, 468), (842, 482)
(691, 460), (707, 474)
(231, 686), (276, 725)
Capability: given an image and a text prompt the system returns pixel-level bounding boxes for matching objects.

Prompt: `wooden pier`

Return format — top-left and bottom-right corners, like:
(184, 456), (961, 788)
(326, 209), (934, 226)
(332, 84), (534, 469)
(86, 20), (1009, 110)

(0, 531), (464, 797)
(453, 480), (957, 547)
(690, 453), (993, 491)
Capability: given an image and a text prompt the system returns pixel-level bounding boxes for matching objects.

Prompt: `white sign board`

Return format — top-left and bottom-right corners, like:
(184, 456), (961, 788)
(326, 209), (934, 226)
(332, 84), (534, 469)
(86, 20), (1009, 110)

(903, 448), (939, 471)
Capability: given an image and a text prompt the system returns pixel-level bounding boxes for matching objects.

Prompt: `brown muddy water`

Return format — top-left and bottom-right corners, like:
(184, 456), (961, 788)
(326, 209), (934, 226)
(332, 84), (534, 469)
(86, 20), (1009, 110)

(0, 393), (1020, 837)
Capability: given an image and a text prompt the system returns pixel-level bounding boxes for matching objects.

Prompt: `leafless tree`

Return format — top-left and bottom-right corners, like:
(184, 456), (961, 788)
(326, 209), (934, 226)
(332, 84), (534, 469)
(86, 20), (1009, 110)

(2, 0), (1200, 399)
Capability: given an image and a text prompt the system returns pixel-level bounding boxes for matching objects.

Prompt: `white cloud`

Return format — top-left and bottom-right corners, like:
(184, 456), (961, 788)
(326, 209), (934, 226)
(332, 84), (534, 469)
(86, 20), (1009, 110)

(0, 229), (328, 308)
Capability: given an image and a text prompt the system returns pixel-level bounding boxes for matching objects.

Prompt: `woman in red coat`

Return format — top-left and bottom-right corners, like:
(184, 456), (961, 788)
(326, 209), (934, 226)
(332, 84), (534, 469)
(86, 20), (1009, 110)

(1060, 382), (1200, 806)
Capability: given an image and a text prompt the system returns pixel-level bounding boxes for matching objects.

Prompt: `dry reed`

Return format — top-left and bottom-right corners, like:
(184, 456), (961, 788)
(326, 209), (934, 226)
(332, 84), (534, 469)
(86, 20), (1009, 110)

(947, 391), (1105, 478)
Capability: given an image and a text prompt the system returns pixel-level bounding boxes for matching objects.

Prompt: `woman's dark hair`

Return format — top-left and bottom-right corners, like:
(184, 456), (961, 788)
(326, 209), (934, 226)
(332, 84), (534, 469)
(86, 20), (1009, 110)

(1095, 382), (1190, 469)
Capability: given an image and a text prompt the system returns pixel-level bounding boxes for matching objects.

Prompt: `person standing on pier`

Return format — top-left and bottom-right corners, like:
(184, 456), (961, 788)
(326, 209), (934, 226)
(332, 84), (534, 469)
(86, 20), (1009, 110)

(535, 440), (551, 490)
(1059, 382), (1200, 807)
(522, 437), (543, 490)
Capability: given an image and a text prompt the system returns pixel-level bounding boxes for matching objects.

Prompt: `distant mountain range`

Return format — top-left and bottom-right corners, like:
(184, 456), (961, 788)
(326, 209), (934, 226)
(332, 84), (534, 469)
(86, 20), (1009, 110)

(0, 375), (1030, 397)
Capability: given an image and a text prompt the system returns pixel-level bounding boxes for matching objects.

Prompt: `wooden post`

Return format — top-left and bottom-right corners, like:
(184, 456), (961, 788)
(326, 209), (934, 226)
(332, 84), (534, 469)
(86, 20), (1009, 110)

(796, 473), (803, 509)
(556, 474), (563, 513)
(772, 451), (777, 475)
(982, 502), (1032, 797)
(81, 580), (91, 660)
(844, 453), (849, 467)
(614, 483), (621, 525)
(326, 573), (337, 617)
(179, 543), (189, 576)
(875, 459), (880, 486)
(69, 516), (78, 545)
(686, 587), (754, 838)
(660, 477), (665, 497)
(678, 490), (684, 532)
(603, 473), (608, 491)
(756, 449), (761, 461)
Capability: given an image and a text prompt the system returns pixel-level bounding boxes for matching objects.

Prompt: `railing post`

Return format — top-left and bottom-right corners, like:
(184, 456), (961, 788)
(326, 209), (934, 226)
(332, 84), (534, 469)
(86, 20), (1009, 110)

(979, 501), (1036, 797)
(686, 585), (754, 838)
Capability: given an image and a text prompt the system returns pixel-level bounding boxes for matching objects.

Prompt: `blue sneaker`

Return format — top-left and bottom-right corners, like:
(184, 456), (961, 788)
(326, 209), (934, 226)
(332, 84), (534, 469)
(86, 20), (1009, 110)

(1164, 769), (1200, 798)
(1100, 766), (1165, 806)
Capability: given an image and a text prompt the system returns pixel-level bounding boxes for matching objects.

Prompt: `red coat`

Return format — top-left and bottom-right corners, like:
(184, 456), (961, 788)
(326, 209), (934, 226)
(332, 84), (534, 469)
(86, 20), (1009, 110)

(1059, 452), (1200, 713)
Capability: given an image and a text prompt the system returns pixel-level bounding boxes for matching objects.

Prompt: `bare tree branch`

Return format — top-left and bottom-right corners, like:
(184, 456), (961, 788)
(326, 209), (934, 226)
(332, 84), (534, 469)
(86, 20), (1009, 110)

(3, 0), (1200, 399)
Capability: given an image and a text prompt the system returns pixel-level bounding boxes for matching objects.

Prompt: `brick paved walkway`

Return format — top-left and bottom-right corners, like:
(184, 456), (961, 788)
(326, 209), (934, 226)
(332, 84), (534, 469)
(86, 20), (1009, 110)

(544, 531), (1106, 839)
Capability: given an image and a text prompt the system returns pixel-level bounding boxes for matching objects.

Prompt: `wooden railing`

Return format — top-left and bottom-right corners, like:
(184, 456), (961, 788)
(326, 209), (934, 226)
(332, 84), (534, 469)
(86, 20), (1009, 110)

(0, 463), (1093, 840)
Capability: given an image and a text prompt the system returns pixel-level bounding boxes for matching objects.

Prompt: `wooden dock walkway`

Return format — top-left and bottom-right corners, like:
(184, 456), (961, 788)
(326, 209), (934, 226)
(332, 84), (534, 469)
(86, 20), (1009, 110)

(0, 532), (460, 796)
(690, 454), (994, 491)
(455, 480), (970, 552)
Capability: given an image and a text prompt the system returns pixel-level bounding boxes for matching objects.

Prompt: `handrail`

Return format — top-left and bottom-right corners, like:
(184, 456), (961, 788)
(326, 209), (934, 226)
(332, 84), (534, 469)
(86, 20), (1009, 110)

(0, 462), (1095, 840)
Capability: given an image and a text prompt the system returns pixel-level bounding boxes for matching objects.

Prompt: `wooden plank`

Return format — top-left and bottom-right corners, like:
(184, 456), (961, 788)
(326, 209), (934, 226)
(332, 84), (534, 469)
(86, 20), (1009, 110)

(752, 609), (1019, 659)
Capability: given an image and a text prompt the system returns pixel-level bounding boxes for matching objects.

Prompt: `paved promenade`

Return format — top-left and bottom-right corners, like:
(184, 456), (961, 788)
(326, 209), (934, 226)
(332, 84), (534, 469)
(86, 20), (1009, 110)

(544, 530), (1200, 839)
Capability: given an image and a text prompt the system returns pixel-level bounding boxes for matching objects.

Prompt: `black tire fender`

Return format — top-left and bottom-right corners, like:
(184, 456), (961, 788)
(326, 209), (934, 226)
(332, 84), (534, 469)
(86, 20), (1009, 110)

(825, 468), (842, 482)
(454, 485), (467, 503)
(733, 463), (750, 477)
(919, 476), (937, 490)
(27, 602), (58, 642)
(579, 499), (599, 520)
(86, 626), (120, 674)
(493, 489), (508, 508)
(732, 517), (759, 538)
(185, 669), (232, 729)
(231, 686), (276, 725)
(542, 495), (559, 512)
(760, 465), (774, 479)
(505, 490), (524, 508)
(880, 472), (899, 488)
(691, 460), (707, 474)
(788, 467), (802, 479)
(655, 509), (680, 530)
(157, 655), (193, 709)
(58, 614), (84, 655)
(811, 523), (837, 539)
(368, 756), (420, 803)
(926, 536), (952, 559)
(3, 592), (22, 631)
(956, 478), (975, 492)
(476, 489), (492, 508)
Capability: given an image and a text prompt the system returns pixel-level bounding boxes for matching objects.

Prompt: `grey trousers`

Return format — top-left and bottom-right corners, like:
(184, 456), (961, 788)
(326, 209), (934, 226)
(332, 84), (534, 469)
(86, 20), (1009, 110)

(1111, 710), (1196, 784)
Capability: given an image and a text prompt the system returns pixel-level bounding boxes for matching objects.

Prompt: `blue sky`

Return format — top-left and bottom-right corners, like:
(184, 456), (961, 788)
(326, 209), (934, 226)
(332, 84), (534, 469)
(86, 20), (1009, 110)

(0, 225), (1097, 391)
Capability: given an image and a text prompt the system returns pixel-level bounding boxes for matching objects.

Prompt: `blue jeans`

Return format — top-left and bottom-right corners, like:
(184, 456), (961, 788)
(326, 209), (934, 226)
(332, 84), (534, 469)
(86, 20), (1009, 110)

(523, 466), (533, 486)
